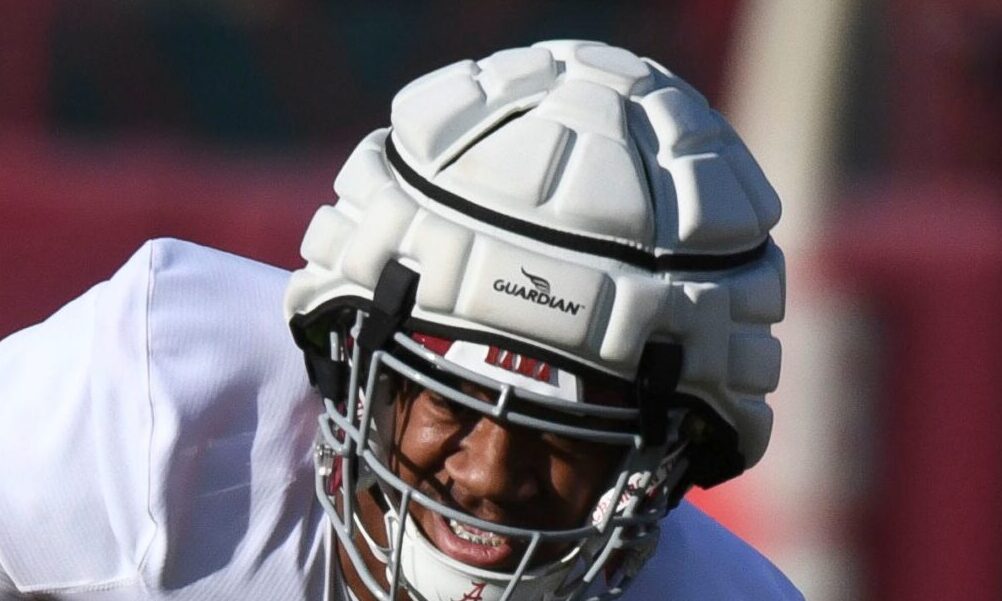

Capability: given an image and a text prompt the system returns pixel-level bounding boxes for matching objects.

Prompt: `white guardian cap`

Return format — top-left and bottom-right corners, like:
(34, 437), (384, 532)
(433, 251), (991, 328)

(285, 40), (784, 601)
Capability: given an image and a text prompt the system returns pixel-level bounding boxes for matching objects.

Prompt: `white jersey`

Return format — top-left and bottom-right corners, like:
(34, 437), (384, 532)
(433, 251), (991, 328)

(0, 239), (802, 600)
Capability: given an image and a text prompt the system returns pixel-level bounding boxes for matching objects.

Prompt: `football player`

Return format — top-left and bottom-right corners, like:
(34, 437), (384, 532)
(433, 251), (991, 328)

(0, 41), (799, 601)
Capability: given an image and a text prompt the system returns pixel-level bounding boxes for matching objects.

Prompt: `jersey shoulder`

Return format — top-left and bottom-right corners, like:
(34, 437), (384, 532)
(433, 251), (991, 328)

(0, 239), (324, 598)
(143, 238), (326, 595)
(624, 501), (803, 601)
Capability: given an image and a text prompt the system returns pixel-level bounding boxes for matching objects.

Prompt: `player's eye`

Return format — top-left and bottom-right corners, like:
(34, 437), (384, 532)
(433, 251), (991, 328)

(422, 389), (476, 421)
(424, 389), (448, 408)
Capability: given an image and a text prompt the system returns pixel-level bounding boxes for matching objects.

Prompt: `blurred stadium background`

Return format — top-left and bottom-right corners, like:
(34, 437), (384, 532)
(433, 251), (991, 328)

(1, 1), (1000, 599)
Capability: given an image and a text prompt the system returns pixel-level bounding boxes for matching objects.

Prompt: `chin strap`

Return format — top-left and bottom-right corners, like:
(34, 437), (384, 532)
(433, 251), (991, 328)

(634, 341), (746, 492)
(635, 342), (683, 447)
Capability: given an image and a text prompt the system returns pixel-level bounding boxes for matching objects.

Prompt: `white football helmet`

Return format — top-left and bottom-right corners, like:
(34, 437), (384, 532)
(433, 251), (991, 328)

(285, 40), (784, 601)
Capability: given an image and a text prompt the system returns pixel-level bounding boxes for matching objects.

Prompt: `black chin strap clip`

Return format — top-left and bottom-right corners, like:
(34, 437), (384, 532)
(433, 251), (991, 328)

(357, 260), (421, 353)
(293, 260), (420, 404)
(636, 342), (684, 447)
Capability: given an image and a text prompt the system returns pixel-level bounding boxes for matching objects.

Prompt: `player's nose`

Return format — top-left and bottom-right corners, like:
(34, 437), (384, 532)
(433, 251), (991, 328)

(445, 416), (541, 515)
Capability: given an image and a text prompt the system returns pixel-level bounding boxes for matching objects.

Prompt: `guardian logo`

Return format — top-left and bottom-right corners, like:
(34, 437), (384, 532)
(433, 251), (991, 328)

(491, 267), (585, 316)
(520, 267), (551, 294)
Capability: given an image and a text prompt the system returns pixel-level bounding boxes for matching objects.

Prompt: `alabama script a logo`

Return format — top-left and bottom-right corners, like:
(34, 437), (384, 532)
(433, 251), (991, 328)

(452, 581), (487, 601)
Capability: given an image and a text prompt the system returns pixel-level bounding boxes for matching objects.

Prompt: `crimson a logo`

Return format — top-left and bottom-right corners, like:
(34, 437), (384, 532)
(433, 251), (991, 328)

(452, 581), (487, 601)
(491, 267), (585, 316)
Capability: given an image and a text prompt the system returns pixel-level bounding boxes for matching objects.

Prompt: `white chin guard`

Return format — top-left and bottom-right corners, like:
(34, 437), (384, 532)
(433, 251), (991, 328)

(390, 507), (578, 601)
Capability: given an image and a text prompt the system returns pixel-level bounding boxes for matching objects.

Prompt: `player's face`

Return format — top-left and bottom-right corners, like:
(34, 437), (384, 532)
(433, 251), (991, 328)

(386, 379), (625, 571)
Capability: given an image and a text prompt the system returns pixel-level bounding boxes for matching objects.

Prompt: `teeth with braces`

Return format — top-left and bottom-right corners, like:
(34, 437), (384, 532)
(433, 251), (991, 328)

(448, 519), (506, 547)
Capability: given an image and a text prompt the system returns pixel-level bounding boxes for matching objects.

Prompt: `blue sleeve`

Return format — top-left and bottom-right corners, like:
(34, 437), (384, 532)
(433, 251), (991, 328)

(622, 501), (803, 600)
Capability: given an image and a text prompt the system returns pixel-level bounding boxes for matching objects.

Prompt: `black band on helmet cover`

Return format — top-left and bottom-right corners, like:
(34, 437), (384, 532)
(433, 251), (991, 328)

(385, 134), (771, 273)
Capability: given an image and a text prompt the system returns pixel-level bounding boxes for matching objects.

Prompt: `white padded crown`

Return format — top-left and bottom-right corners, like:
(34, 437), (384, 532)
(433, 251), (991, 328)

(285, 41), (785, 468)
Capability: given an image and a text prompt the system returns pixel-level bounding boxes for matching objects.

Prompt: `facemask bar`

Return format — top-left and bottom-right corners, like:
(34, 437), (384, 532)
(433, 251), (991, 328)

(379, 349), (641, 447)
(314, 310), (692, 601)
(393, 333), (642, 424)
(566, 441), (692, 601)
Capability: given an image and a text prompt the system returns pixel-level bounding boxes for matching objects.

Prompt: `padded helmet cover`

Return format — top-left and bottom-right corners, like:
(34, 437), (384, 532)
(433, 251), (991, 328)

(285, 40), (785, 469)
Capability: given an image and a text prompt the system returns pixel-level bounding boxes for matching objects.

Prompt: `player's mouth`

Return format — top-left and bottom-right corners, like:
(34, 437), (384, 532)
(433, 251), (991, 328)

(428, 513), (517, 569)
(449, 518), (506, 546)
